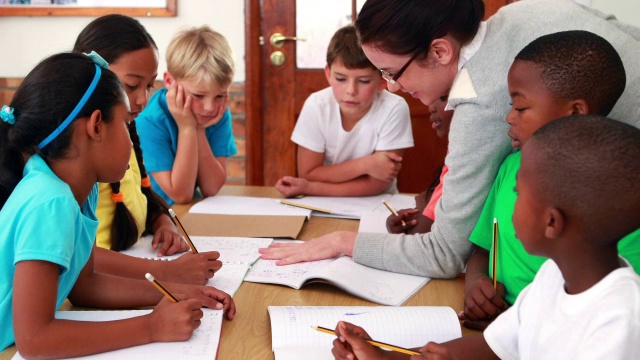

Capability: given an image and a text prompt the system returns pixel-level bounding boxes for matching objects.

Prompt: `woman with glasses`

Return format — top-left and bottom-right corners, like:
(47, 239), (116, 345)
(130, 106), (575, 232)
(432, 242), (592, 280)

(259, 0), (640, 278)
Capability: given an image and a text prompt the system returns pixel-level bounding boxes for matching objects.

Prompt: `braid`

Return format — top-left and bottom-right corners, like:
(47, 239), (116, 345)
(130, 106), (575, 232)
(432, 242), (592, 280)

(128, 120), (170, 234)
(109, 181), (139, 251)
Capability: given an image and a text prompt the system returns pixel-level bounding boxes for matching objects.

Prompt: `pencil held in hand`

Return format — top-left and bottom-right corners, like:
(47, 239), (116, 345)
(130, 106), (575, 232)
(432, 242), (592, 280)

(168, 208), (198, 254)
(492, 218), (499, 290)
(383, 200), (406, 227)
(313, 326), (420, 355)
(145, 273), (179, 303)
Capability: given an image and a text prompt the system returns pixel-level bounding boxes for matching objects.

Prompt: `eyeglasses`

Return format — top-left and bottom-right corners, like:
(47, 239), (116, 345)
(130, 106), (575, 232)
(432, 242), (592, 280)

(379, 49), (423, 85)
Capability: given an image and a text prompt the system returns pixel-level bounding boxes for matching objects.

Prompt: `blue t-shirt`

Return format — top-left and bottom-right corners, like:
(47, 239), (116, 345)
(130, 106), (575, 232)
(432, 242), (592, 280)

(136, 88), (238, 205)
(0, 155), (98, 351)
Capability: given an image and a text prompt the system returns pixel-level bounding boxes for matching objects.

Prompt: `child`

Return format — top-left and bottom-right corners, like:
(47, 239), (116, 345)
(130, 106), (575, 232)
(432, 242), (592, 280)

(386, 93), (452, 234)
(73, 15), (223, 285)
(332, 115), (640, 359)
(0, 53), (235, 356)
(275, 24), (413, 197)
(136, 25), (237, 205)
(461, 30), (640, 330)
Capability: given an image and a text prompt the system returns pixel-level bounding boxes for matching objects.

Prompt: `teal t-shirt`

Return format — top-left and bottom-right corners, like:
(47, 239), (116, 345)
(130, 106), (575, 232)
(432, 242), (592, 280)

(0, 155), (98, 351)
(470, 151), (640, 305)
(136, 88), (238, 205)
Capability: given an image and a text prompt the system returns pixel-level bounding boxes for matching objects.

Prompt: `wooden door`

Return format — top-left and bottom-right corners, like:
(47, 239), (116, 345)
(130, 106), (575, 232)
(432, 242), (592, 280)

(245, 0), (510, 192)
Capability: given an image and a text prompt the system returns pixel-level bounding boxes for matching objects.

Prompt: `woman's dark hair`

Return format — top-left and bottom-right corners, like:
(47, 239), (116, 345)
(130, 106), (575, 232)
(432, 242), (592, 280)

(73, 14), (168, 251)
(0, 52), (124, 208)
(355, 0), (484, 61)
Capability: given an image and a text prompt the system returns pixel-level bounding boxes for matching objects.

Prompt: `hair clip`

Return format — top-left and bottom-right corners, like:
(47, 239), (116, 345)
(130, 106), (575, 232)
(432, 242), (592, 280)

(83, 50), (109, 69)
(1, 105), (15, 125)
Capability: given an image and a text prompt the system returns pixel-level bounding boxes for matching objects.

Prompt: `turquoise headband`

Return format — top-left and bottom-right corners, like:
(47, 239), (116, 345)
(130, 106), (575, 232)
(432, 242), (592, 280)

(37, 63), (102, 149)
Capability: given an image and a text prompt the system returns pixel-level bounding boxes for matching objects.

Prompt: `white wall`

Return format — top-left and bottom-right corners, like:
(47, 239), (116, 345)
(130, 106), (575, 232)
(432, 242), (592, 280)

(0, 0), (638, 82)
(0, 0), (246, 81)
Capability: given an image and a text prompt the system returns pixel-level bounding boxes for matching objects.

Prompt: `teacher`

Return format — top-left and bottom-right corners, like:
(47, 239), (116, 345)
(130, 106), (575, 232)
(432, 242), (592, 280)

(260, 0), (640, 278)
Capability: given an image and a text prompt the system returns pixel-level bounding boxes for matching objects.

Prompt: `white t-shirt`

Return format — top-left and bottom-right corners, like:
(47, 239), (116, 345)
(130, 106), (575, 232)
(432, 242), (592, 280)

(484, 257), (640, 360)
(291, 87), (413, 192)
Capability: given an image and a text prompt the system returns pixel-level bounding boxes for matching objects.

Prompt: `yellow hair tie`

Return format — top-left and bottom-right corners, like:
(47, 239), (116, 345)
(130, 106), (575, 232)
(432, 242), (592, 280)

(111, 192), (124, 203)
(141, 176), (151, 188)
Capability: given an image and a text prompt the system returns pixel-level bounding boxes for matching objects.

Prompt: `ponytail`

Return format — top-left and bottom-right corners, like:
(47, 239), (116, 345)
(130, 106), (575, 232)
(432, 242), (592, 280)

(109, 181), (139, 251)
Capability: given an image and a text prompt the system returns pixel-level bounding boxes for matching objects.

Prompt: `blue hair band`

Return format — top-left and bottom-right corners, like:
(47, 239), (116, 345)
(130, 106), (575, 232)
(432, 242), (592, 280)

(1, 105), (15, 125)
(37, 64), (102, 149)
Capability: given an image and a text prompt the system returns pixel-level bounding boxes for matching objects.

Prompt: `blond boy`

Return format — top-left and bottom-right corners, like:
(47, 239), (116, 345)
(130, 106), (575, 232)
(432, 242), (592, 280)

(137, 25), (237, 205)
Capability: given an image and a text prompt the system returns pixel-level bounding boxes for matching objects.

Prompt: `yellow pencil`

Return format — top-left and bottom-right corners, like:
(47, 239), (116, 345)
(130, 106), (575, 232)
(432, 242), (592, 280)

(145, 273), (178, 303)
(382, 200), (406, 227)
(279, 199), (333, 214)
(492, 218), (499, 290)
(313, 326), (420, 355)
(168, 208), (198, 254)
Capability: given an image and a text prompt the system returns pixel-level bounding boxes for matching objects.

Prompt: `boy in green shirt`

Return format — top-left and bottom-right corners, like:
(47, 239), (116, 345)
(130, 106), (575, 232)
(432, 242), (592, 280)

(461, 30), (640, 330)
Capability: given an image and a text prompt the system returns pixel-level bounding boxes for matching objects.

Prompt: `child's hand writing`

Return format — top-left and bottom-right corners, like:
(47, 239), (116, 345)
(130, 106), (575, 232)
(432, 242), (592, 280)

(148, 296), (203, 342)
(166, 82), (197, 130)
(162, 251), (223, 285)
(412, 342), (454, 360)
(461, 274), (507, 330)
(275, 176), (309, 198)
(367, 151), (403, 183)
(152, 221), (189, 257)
(170, 283), (236, 320)
(332, 321), (389, 360)
(386, 208), (420, 234)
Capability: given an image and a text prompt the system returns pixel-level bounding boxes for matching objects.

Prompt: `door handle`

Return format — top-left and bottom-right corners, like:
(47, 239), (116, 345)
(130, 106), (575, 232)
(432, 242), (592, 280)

(270, 33), (306, 48)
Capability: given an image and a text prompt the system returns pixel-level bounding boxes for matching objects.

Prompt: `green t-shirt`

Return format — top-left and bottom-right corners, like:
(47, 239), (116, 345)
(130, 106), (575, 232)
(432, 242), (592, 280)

(470, 151), (640, 305)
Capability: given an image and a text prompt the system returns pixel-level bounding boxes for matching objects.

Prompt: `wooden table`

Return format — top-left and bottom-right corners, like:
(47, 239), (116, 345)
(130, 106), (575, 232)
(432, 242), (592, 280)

(1, 186), (477, 360)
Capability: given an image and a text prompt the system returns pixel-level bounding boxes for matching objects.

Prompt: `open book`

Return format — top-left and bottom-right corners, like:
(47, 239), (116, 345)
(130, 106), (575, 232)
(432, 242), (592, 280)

(244, 255), (430, 306)
(120, 235), (273, 297)
(281, 194), (416, 220)
(12, 309), (223, 360)
(268, 306), (462, 360)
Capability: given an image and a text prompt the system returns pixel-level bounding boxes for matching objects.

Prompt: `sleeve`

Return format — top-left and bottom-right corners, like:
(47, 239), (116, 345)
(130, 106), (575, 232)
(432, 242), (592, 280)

(483, 284), (530, 360)
(206, 108), (237, 157)
(290, 94), (326, 153)
(14, 196), (79, 274)
(375, 95), (414, 151)
(353, 101), (511, 278)
(469, 160), (508, 250)
(136, 101), (177, 173)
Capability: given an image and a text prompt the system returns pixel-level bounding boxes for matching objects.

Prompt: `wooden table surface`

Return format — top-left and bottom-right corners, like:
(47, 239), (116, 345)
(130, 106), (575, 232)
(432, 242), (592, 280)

(1, 186), (477, 360)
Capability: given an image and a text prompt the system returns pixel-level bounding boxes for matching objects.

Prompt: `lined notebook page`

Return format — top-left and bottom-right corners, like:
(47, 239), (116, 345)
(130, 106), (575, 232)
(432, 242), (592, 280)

(120, 235), (273, 265)
(12, 309), (223, 360)
(268, 306), (461, 360)
(188, 195), (311, 217)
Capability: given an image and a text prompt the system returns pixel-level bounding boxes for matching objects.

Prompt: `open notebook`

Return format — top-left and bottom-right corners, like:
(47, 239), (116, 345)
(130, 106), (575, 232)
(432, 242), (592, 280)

(268, 306), (461, 360)
(244, 255), (429, 306)
(120, 235), (273, 297)
(282, 194), (416, 220)
(12, 309), (223, 360)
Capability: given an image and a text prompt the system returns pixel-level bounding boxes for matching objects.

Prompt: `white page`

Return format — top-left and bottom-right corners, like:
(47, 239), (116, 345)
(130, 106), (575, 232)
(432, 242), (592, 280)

(357, 211), (390, 233)
(305, 257), (429, 306)
(370, 194), (417, 213)
(244, 257), (429, 306)
(13, 309), (223, 360)
(188, 195), (311, 218)
(268, 306), (461, 360)
(120, 235), (273, 265)
(205, 262), (250, 297)
(244, 257), (336, 289)
(282, 194), (392, 219)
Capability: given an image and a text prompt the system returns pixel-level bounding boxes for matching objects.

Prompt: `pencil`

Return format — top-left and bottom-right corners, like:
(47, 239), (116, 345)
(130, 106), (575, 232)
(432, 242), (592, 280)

(279, 199), (333, 214)
(313, 326), (420, 356)
(492, 218), (498, 290)
(145, 273), (178, 303)
(168, 208), (198, 254)
(382, 200), (406, 227)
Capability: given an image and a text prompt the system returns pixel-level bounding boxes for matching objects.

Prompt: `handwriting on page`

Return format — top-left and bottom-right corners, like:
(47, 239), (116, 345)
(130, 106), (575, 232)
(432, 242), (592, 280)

(244, 258), (334, 288)
(268, 306), (462, 352)
(12, 310), (224, 360)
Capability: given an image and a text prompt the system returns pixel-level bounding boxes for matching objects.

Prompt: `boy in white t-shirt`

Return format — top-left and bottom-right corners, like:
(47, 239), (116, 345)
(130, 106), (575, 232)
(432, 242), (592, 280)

(275, 25), (413, 197)
(331, 115), (640, 359)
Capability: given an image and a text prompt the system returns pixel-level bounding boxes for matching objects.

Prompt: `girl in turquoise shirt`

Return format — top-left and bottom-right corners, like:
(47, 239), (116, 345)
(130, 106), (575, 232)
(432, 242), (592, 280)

(0, 53), (234, 357)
